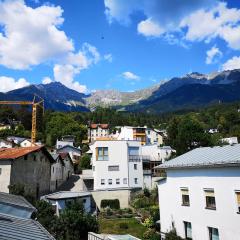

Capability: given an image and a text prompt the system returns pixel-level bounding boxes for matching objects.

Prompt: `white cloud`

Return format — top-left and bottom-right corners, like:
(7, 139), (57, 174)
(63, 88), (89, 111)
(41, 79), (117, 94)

(222, 56), (240, 71)
(0, 0), (73, 69)
(138, 18), (164, 37)
(0, 76), (30, 92)
(206, 45), (222, 64)
(104, 53), (113, 62)
(42, 77), (52, 84)
(122, 71), (140, 80)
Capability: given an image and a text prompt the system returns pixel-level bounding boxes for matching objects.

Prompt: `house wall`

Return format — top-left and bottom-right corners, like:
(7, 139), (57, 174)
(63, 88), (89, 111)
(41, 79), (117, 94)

(20, 140), (32, 147)
(50, 160), (64, 191)
(0, 160), (12, 192)
(146, 130), (163, 145)
(0, 141), (12, 148)
(63, 156), (74, 181)
(117, 127), (134, 141)
(158, 167), (240, 240)
(91, 189), (131, 209)
(91, 140), (143, 190)
(89, 128), (110, 141)
(10, 151), (51, 198)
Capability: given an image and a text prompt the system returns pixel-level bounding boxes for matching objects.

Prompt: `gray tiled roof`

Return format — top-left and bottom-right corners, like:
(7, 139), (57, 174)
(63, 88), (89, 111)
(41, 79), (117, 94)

(157, 144), (240, 169)
(0, 192), (35, 211)
(42, 191), (91, 200)
(0, 213), (55, 240)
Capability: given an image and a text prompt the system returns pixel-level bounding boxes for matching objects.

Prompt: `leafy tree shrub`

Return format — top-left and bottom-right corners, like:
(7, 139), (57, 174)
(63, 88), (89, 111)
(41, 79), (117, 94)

(165, 230), (183, 240)
(79, 154), (91, 169)
(149, 205), (160, 223)
(132, 196), (150, 209)
(119, 222), (128, 229)
(143, 188), (151, 197)
(143, 217), (154, 228)
(100, 199), (120, 209)
(143, 229), (159, 240)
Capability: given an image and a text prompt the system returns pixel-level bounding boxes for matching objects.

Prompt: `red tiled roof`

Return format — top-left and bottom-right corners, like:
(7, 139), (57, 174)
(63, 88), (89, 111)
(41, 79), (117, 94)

(90, 124), (109, 129)
(0, 146), (43, 159)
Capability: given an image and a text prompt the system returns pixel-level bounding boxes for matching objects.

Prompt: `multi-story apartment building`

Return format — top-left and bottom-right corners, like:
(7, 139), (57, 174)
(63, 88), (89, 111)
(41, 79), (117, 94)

(90, 139), (143, 190)
(88, 124), (110, 142)
(156, 144), (240, 240)
(116, 126), (147, 145)
(146, 128), (163, 145)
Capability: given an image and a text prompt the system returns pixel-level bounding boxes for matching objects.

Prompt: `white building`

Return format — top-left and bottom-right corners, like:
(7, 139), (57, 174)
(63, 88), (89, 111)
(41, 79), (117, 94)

(57, 145), (81, 165)
(115, 126), (147, 145)
(56, 135), (75, 149)
(90, 140), (143, 190)
(221, 137), (238, 145)
(146, 129), (163, 145)
(41, 191), (92, 216)
(156, 144), (240, 240)
(88, 124), (110, 142)
(0, 139), (14, 148)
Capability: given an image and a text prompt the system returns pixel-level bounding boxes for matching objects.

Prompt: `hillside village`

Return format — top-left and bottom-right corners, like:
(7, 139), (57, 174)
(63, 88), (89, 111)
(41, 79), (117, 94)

(0, 104), (240, 239)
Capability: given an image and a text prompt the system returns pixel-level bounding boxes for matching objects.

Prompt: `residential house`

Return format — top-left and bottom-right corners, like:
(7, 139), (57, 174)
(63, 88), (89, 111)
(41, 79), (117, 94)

(50, 154), (64, 191)
(116, 126), (147, 145)
(156, 144), (240, 240)
(0, 139), (14, 148)
(7, 136), (26, 145)
(0, 191), (36, 219)
(221, 137), (238, 145)
(0, 192), (55, 240)
(57, 145), (81, 166)
(141, 144), (175, 189)
(59, 152), (74, 181)
(41, 191), (92, 216)
(146, 128), (163, 145)
(56, 135), (75, 149)
(88, 123), (110, 142)
(0, 146), (54, 198)
(90, 139), (143, 190)
(20, 139), (32, 147)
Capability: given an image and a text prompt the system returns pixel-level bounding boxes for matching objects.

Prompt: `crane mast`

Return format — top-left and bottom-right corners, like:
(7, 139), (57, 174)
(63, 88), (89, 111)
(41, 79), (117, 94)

(0, 97), (44, 145)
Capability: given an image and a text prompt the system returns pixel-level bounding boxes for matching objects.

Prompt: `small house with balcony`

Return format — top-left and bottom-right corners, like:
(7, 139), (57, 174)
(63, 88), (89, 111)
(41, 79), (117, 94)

(156, 144), (240, 240)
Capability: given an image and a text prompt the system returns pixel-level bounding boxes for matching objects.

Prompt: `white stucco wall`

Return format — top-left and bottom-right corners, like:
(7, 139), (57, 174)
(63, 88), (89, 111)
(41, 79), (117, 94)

(117, 127), (134, 141)
(0, 160), (11, 193)
(158, 167), (240, 240)
(91, 140), (143, 190)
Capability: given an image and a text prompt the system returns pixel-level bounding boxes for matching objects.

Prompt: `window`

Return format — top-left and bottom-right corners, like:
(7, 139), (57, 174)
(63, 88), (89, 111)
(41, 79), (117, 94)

(123, 178), (128, 184)
(108, 179), (112, 185)
(181, 188), (190, 206)
(134, 164), (137, 170)
(128, 147), (139, 156)
(24, 155), (28, 160)
(208, 227), (219, 240)
(33, 155), (36, 161)
(0, 168), (2, 175)
(205, 189), (216, 210)
(92, 166), (95, 171)
(116, 178), (120, 184)
(52, 167), (54, 173)
(101, 179), (105, 185)
(236, 191), (240, 213)
(96, 147), (108, 161)
(108, 165), (119, 171)
(184, 221), (192, 239)
(134, 178), (138, 184)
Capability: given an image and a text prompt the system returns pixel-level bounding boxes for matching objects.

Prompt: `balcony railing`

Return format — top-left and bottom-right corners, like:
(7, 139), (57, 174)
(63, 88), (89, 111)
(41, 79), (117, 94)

(143, 169), (152, 175)
(129, 155), (141, 162)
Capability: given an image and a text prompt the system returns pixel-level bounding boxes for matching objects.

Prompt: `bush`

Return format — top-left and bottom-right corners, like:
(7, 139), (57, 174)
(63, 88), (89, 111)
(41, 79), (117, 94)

(119, 222), (128, 229)
(143, 188), (151, 198)
(149, 205), (160, 223)
(132, 196), (150, 209)
(143, 229), (159, 240)
(143, 217), (154, 228)
(165, 230), (183, 240)
(101, 199), (120, 209)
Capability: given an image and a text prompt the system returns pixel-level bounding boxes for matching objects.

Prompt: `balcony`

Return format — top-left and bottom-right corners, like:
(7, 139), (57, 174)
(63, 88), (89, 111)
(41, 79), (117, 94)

(129, 155), (141, 162)
(143, 169), (152, 175)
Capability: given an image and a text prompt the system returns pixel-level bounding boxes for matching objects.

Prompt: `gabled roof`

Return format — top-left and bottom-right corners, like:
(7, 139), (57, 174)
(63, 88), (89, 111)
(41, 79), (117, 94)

(0, 213), (55, 240)
(0, 192), (36, 212)
(90, 123), (109, 129)
(0, 146), (55, 163)
(156, 144), (240, 170)
(56, 145), (81, 153)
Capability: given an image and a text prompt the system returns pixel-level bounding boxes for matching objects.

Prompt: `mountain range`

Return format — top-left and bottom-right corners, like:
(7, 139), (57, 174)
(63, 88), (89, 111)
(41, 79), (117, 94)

(1, 69), (240, 113)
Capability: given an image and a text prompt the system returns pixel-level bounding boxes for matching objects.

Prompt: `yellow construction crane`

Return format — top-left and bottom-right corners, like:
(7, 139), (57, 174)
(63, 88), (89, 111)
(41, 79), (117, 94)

(0, 96), (44, 144)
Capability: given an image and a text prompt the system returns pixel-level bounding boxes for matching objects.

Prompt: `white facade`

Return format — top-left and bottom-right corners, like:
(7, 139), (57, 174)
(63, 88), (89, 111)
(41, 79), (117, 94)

(20, 139), (32, 147)
(0, 140), (13, 148)
(158, 167), (240, 240)
(146, 129), (163, 145)
(88, 124), (110, 141)
(90, 140), (143, 190)
(0, 160), (12, 192)
(116, 127), (134, 141)
(221, 137), (238, 145)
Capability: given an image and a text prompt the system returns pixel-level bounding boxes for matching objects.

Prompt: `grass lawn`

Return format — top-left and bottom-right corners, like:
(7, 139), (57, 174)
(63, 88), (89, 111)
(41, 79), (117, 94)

(99, 217), (147, 239)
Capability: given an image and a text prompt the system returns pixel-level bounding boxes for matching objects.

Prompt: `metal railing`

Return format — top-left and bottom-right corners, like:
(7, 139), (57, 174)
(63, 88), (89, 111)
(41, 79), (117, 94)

(128, 155), (141, 162)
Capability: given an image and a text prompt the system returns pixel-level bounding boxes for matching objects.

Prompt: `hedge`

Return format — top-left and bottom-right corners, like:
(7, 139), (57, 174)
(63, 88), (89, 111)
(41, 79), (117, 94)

(100, 199), (120, 209)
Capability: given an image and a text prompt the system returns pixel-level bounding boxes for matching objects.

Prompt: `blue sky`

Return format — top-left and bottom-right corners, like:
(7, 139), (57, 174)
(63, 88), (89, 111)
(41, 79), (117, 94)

(0, 0), (240, 93)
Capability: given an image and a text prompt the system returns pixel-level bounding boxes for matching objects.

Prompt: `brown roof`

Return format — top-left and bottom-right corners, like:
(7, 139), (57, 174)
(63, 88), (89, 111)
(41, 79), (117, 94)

(90, 124), (109, 129)
(0, 146), (51, 160)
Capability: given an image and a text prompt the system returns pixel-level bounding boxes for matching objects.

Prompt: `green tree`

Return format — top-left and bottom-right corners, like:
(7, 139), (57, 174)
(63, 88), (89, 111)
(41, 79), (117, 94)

(79, 154), (91, 170)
